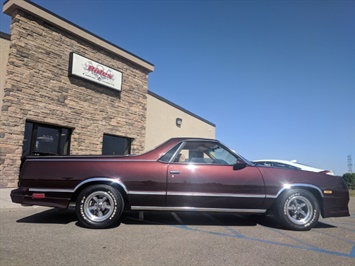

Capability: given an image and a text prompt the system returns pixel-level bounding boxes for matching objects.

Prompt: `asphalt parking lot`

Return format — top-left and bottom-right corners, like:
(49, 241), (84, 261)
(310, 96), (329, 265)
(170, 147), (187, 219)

(0, 189), (354, 266)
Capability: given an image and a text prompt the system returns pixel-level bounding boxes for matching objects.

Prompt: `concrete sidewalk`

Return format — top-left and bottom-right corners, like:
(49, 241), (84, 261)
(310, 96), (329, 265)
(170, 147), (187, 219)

(0, 188), (22, 209)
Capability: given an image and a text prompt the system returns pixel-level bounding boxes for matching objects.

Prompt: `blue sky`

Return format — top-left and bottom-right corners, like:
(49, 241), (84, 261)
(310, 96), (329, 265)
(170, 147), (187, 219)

(1, 0), (354, 175)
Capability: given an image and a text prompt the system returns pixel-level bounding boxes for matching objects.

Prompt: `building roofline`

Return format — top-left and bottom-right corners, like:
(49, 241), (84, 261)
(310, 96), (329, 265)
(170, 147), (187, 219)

(2, 0), (154, 72)
(0, 31), (10, 40)
(148, 90), (216, 127)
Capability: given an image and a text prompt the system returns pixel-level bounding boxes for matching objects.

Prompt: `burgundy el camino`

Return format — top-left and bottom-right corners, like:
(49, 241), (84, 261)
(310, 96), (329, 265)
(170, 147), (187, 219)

(11, 138), (350, 230)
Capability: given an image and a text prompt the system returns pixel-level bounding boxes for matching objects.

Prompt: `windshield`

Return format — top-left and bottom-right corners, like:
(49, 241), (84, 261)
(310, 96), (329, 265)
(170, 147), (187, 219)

(161, 140), (252, 166)
(222, 144), (253, 165)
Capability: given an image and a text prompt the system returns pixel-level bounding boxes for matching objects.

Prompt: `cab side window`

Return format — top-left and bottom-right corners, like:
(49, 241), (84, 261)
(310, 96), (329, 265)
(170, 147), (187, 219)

(173, 141), (237, 165)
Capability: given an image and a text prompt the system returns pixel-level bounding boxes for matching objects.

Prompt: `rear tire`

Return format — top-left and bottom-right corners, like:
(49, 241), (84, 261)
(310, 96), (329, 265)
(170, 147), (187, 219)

(76, 185), (123, 229)
(276, 189), (319, 231)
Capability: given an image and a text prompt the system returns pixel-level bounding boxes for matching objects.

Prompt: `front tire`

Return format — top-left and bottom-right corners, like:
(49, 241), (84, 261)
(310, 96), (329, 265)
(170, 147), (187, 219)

(276, 189), (320, 231)
(76, 185), (123, 229)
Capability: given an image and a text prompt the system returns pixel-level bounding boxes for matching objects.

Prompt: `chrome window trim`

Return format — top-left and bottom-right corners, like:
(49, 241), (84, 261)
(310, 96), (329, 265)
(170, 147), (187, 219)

(169, 142), (185, 163)
(131, 206), (266, 213)
(157, 142), (185, 163)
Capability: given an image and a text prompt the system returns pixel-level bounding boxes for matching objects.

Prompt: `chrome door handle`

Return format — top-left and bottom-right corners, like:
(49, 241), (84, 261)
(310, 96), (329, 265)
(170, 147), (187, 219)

(169, 170), (180, 175)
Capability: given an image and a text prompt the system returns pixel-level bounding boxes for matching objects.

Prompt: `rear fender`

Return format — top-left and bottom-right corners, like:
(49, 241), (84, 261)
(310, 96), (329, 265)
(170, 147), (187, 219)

(70, 177), (129, 207)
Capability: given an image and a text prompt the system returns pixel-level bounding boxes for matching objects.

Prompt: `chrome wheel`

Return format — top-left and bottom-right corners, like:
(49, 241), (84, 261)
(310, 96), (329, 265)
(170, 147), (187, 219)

(276, 189), (320, 231)
(83, 191), (115, 222)
(76, 185), (124, 229)
(285, 195), (313, 226)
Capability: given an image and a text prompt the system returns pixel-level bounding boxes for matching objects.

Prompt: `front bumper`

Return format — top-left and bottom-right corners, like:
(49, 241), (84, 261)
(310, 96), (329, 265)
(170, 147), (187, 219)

(321, 192), (350, 218)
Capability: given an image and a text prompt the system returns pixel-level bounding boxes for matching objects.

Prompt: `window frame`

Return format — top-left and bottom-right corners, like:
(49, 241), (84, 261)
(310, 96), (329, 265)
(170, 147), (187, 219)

(160, 140), (242, 166)
(22, 121), (72, 157)
(102, 134), (133, 155)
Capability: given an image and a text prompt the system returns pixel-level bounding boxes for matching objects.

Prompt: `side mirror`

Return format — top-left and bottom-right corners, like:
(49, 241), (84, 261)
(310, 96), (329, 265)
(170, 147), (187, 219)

(233, 162), (247, 171)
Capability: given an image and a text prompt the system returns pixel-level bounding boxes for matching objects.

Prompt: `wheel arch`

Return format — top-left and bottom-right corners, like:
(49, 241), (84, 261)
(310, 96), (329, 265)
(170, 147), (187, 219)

(70, 177), (130, 209)
(276, 184), (324, 216)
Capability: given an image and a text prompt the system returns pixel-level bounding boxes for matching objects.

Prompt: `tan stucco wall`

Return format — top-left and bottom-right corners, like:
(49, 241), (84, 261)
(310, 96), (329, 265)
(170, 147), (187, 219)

(0, 34), (10, 114)
(145, 92), (216, 151)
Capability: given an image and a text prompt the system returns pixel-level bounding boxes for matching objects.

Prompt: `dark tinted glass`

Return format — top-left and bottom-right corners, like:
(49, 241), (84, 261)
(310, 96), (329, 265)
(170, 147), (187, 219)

(60, 128), (70, 155)
(22, 122), (33, 157)
(102, 135), (132, 155)
(22, 121), (71, 157)
(36, 126), (59, 155)
(159, 143), (181, 162)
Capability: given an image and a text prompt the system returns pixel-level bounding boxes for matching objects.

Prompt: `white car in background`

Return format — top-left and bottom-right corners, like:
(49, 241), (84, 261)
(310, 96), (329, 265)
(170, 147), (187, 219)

(252, 159), (334, 175)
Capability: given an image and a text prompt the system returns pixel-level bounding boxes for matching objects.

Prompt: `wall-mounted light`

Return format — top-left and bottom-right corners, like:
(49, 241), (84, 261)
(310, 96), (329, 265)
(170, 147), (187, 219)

(176, 118), (182, 128)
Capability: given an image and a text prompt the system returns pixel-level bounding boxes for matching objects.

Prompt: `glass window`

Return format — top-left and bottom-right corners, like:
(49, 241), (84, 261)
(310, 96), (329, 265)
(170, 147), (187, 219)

(168, 141), (238, 165)
(36, 126), (59, 155)
(159, 143), (182, 163)
(22, 122), (33, 158)
(60, 128), (71, 155)
(102, 134), (132, 155)
(273, 162), (299, 170)
(254, 161), (272, 167)
(22, 121), (72, 157)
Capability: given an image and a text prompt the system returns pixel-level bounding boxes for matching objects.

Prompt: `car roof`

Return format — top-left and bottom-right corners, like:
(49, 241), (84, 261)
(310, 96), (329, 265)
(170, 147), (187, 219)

(253, 159), (295, 164)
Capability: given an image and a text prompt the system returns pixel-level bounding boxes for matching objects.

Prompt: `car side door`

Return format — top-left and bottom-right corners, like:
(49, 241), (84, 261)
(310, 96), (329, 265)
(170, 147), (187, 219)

(165, 141), (266, 211)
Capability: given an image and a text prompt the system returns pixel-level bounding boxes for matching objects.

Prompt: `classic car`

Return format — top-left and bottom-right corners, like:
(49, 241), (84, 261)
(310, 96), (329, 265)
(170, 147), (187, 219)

(11, 138), (350, 230)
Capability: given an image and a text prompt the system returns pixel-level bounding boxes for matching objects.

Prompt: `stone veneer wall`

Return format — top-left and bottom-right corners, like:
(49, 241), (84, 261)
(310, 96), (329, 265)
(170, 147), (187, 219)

(0, 10), (150, 187)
